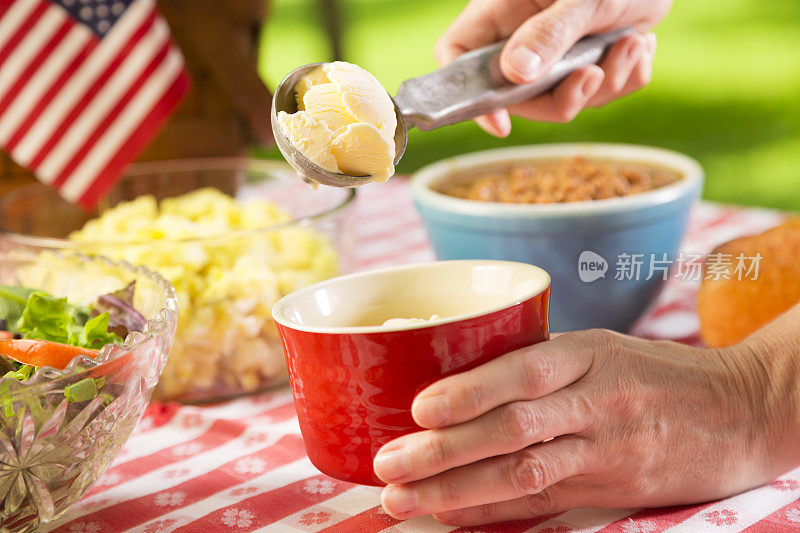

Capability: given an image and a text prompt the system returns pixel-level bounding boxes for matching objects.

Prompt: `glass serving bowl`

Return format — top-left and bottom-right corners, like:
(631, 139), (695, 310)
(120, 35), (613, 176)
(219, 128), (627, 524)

(0, 158), (356, 403)
(0, 252), (178, 532)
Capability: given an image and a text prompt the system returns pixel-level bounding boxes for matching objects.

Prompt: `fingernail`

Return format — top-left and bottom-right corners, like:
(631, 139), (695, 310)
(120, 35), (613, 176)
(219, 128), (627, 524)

(475, 112), (510, 138)
(581, 72), (603, 98)
(474, 116), (500, 137)
(647, 33), (657, 54)
(625, 39), (641, 60)
(434, 510), (461, 525)
(373, 450), (410, 481)
(506, 46), (542, 81)
(413, 395), (450, 427)
(491, 110), (512, 137)
(382, 485), (418, 515)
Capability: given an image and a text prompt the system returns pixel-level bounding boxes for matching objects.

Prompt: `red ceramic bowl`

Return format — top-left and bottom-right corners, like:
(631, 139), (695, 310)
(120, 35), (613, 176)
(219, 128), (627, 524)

(272, 260), (550, 486)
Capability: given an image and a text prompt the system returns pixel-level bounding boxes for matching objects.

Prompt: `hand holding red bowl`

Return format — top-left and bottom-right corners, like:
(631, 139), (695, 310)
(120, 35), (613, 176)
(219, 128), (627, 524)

(272, 260), (550, 486)
(372, 309), (800, 526)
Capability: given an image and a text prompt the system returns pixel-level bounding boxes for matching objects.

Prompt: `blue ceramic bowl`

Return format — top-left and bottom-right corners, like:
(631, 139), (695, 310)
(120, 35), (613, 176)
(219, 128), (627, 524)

(411, 143), (703, 332)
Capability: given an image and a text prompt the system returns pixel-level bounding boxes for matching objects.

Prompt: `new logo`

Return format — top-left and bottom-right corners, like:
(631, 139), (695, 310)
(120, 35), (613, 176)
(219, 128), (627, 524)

(578, 251), (608, 283)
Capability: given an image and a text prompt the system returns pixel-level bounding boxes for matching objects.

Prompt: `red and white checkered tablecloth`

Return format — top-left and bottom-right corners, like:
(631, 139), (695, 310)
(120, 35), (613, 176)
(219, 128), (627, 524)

(43, 178), (800, 533)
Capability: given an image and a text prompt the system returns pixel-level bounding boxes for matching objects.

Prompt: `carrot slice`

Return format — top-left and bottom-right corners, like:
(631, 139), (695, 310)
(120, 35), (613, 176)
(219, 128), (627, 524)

(0, 332), (13, 341)
(0, 339), (98, 370)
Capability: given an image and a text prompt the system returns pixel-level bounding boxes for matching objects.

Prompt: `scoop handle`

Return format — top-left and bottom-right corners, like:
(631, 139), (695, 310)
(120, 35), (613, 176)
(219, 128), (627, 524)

(394, 28), (633, 131)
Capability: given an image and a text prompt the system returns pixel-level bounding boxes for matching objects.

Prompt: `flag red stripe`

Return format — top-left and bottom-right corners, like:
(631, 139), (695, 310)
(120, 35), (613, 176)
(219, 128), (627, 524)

(52, 434), (307, 532)
(51, 37), (172, 188)
(25, 7), (157, 170)
(76, 68), (189, 208)
(0, 17), (72, 117)
(173, 474), (353, 532)
(4, 38), (98, 151)
(0, 0), (48, 65)
(0, 1), (12, 19)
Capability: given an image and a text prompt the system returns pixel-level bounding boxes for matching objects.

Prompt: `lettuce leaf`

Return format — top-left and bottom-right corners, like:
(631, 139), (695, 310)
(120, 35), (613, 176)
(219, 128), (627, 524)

(93, 282), (146, 338)
(17, 292), (121, 349)
(71, 313), (120, 349)
(0, 285), (37, 333)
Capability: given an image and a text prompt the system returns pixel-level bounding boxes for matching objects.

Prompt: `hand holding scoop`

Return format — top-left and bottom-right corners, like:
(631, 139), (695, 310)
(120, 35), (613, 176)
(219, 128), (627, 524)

(271, 28), (632, 188)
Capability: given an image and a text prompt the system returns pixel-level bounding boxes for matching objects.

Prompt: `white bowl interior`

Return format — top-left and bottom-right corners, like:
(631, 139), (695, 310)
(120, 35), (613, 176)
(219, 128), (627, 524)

(272, 260), (550, 333)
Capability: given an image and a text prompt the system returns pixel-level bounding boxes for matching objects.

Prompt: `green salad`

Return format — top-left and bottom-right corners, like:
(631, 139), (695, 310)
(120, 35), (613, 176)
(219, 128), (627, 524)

(0, 283), (146, 413)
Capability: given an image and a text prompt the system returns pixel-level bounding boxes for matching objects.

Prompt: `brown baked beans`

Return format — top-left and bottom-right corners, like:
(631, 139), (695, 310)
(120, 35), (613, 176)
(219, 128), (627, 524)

(436, 157), (682, 204)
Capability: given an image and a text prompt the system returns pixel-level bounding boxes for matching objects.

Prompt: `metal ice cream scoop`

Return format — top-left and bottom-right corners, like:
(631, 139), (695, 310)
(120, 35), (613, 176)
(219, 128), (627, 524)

(271, 28), (632, 187)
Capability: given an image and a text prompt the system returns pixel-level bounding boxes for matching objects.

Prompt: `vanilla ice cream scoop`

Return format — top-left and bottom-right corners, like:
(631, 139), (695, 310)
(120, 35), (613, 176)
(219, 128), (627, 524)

(277, 62), (397, 183)
(271, 30), (631, 188)
(381, 315), (441, 328)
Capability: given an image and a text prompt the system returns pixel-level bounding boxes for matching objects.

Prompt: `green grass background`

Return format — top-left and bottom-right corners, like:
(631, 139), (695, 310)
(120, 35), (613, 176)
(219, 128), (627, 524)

(258, 0), (800, 210)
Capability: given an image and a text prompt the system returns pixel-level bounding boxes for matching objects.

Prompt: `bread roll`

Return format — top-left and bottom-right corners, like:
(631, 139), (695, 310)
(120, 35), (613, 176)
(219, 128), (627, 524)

(698, 218), (800, 347)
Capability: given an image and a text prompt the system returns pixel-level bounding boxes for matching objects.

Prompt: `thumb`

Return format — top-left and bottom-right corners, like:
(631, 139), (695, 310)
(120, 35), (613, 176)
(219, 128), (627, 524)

(500, 0), (597, 84)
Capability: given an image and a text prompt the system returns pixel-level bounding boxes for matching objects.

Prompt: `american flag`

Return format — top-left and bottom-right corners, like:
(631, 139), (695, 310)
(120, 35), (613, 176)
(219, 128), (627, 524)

(0, 0), (189, 208)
